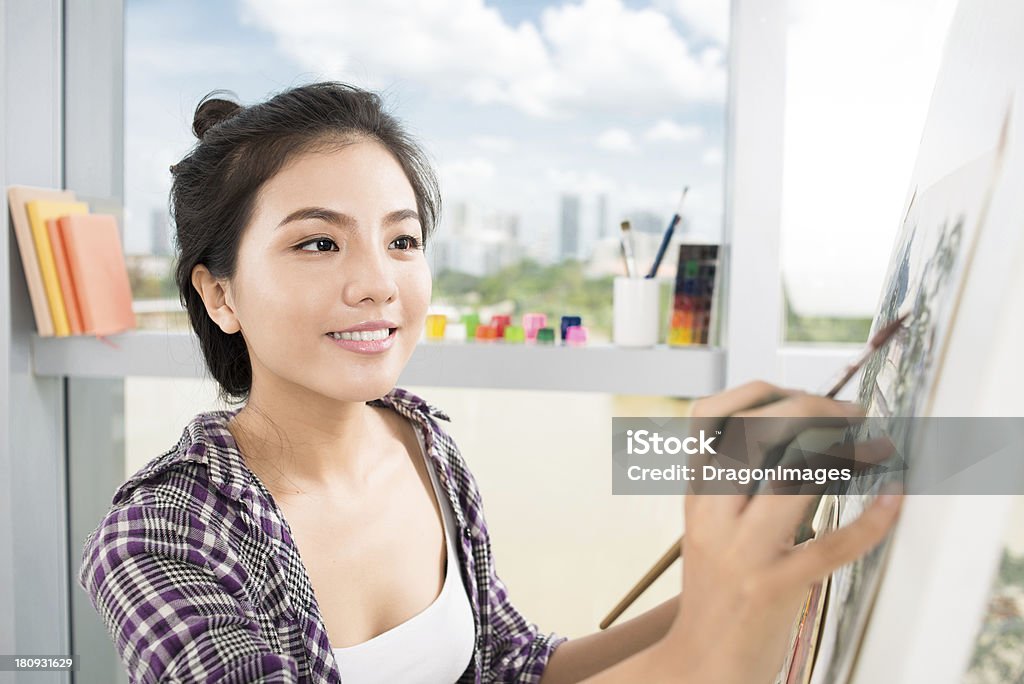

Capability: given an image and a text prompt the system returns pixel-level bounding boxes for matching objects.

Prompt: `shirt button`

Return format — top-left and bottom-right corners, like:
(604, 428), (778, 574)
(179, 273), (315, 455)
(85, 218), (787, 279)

(462, 528), (471, 539)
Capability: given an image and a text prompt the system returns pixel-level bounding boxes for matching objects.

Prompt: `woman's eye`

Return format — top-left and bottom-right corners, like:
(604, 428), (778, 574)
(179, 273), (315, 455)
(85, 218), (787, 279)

(391, 235), (423, 251)
(297, 237), (338, 253)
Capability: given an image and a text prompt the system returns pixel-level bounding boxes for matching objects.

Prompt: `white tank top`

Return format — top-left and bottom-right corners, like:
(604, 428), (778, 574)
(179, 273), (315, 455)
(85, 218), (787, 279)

(331, 426), (476, 683)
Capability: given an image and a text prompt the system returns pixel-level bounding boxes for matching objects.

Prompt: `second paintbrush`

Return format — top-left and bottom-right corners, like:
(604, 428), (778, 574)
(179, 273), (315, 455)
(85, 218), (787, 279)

(645, 186), (688, 279)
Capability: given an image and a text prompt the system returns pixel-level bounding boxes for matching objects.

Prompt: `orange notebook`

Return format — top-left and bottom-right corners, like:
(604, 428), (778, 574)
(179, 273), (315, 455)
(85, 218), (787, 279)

(57, 214), (137, 337)
(46, 218), (85, 335)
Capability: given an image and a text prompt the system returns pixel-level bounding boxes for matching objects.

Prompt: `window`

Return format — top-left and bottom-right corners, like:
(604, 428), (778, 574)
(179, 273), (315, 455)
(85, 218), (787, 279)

(124, 0), (730, 342)
(779, 0), (957, 342)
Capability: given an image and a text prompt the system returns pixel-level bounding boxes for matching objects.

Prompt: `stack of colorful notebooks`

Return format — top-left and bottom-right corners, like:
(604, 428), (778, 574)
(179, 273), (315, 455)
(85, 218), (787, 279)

(7, 186), (136, 338)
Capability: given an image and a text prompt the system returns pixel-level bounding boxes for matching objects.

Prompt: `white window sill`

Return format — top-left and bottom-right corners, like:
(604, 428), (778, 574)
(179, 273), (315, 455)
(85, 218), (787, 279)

(31, 331), (726, 396)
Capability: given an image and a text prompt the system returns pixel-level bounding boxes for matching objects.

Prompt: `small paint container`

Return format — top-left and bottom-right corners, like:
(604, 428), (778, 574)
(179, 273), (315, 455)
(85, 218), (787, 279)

(535, 327), (555, 344)
(503, 325), (525, 343)
(491, 314), (512, 338)
(522, 313), (547, 341)
(565, 325), (588, 347)
(475, 324), (499, 341)
(425, 314), (447, 340)
(444, 321), (467, 343)
(461, 313), (480, 340)
(560, 315), (582, 344)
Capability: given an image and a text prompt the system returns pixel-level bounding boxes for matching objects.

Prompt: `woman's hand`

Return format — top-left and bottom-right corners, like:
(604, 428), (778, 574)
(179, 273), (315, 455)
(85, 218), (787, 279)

(661, 381), (903, 683)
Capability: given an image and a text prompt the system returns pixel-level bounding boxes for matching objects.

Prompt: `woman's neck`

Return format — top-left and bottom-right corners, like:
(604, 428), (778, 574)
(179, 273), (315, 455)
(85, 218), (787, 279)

(227, 392), (393, 497)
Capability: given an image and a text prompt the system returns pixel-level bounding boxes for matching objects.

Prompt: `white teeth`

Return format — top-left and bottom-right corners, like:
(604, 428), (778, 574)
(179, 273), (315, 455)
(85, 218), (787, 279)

(330, 328), (391, 341)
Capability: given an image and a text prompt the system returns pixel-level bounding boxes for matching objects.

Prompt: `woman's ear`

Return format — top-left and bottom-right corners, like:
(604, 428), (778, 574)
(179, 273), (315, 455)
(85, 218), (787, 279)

(191, 264), (241, 334)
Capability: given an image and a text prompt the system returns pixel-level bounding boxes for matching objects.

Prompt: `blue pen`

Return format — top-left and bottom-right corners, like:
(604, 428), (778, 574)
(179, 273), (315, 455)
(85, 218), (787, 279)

(646, 186), (689, 278)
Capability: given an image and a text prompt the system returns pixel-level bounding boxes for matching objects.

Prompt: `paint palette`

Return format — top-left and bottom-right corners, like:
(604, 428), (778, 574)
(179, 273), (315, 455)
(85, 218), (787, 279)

(668, 244), (719, 346)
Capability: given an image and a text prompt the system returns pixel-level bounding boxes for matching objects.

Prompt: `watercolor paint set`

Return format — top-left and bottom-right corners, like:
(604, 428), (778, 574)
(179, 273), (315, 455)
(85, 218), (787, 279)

(668, 244), (720, 346)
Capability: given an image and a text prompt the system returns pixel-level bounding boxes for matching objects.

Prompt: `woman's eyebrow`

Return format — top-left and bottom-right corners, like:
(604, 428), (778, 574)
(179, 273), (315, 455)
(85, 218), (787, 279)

(275, 206), (419, 230)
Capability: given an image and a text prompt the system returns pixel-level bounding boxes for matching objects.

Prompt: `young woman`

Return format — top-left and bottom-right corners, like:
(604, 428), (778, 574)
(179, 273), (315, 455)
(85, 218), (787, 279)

(79, 82), (902, 684)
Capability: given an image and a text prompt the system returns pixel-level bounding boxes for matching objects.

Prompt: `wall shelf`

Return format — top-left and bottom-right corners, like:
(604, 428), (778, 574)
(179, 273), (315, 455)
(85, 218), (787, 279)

(31, 331), (726, 396)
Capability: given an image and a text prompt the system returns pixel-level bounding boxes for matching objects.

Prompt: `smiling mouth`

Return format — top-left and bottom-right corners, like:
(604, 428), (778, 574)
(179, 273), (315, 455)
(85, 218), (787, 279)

(326, 328), (397, 341)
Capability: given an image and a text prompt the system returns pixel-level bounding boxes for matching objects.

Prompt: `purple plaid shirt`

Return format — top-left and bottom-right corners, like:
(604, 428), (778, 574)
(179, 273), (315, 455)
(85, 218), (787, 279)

(79, 387), (566, 683)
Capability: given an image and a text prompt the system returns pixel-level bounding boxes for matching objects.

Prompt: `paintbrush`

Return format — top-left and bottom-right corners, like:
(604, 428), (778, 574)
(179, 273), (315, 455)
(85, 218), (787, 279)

(645, 186), (689, 279)
(599, 312), (909, 629)
(821, 313), (908, 398)
(620, 220), (638, 278)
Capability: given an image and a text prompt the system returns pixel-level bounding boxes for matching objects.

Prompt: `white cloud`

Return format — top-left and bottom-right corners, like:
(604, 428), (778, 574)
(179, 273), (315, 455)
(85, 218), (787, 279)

(538, 0), (725, 114)
(239, 0), (726, 118)
(644, 119), (703, 143)
(596, 128), (637, 153)
(543, 168), (682, 214)
(241, 0), (553, 108)
(471, 135), (514, 153)
(659, 0), (730, 45)
(701, 147), (723, 166)
(543, 168), (616, 195)
(438, 157), (497, 194)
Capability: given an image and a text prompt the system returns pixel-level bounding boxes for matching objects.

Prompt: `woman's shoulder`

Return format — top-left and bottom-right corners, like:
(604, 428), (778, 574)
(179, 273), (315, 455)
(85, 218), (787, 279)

(372, 386), (452, 423)
(118, 406), (251, 501)
(373, 386), (464, 463)
(86, 407), (253, 549)
(79, 408), (260, 590)
(376, 386), (466, 461)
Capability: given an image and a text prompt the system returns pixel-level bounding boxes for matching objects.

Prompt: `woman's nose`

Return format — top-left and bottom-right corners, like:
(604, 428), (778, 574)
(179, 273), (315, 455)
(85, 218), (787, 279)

(341, 246), (398, 305)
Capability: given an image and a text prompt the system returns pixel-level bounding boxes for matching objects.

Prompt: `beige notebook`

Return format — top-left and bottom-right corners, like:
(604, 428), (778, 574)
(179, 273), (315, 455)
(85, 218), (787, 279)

(6, 186), (76, 337)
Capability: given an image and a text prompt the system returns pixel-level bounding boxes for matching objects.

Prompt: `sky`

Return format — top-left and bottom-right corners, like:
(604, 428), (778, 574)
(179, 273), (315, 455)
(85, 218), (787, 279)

(124, 0), (729, 259)
(124, 0), (956, 317)
(780, 0), (957, 317)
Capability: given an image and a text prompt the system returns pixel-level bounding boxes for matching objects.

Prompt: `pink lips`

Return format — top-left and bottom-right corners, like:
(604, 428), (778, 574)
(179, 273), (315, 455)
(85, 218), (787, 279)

(325, 328), (397, 354)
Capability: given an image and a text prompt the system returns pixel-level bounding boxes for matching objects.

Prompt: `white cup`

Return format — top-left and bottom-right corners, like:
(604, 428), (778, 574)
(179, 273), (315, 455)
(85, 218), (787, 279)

(444, 321), (467, 342)
(613, 276), (661, 347)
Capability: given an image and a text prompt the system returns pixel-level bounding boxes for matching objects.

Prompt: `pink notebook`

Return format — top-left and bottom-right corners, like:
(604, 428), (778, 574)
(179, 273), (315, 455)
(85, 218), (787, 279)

(57, 214), (137, 337)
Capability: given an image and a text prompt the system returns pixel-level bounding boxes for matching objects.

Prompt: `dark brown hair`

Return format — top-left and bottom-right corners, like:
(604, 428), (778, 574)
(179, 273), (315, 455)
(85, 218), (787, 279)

(170, 82), (441, 406)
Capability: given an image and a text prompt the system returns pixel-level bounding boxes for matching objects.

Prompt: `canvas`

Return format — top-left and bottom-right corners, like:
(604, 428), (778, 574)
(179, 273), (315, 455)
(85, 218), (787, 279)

(808, 115), (1010, 684)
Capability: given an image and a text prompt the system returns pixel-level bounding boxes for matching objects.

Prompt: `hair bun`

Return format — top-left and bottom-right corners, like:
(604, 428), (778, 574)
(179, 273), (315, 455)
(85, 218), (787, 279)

(192, 92), (242, 140)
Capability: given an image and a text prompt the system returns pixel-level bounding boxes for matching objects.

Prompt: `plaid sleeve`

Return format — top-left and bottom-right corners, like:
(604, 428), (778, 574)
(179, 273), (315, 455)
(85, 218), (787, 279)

(440, 427), (569, 683)
(482, 563), (569, 684)
(79, 503), (299, 684)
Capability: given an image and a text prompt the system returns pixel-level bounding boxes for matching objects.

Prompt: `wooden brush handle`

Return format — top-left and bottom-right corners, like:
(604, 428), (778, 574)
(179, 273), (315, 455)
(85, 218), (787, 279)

(600, 535), (683, 629)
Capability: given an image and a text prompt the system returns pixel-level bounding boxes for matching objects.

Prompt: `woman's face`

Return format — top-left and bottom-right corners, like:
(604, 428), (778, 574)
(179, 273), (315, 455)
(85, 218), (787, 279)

(218, 139), (432, 404)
